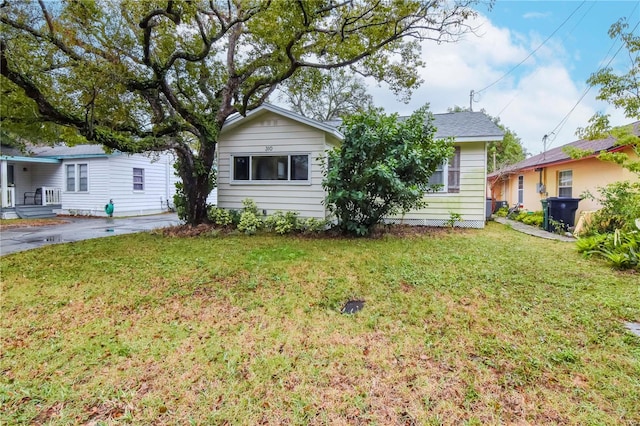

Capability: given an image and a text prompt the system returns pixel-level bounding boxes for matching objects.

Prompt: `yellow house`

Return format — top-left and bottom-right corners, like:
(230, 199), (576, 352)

(488, 123), (639, 221)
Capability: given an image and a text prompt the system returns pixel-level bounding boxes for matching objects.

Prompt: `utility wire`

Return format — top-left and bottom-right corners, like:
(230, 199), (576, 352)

(493, 1), (593, 118)
(545, 15), (640, 149)
(474, 0), (586, 96)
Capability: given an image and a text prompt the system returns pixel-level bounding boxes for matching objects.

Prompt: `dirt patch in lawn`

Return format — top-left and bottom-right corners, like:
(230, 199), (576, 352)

(0, 218), (69, 230)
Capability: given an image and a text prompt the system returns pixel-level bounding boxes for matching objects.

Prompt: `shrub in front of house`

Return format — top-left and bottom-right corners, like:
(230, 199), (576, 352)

(582, 181), (640, 235)
(322, 106), (454, 236)
(577, 229), (639, 271)
(236, 198), (263, 234)
(237, 211), (263, 235)
(495, 206), (509, 217)
(512, 210), (544, 228)
(297, 217), (329, 234)
(264, 211), (299, 235)
(212, 199), (328, 235)
(575, 181), (640, 271)
(208, 207), (233, 226)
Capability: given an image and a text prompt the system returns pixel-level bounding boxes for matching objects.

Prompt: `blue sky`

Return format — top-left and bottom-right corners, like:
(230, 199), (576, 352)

(369, 0), (639, 156)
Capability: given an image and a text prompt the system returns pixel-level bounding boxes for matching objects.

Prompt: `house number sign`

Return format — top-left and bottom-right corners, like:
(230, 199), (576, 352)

(265, 146), (273, 152)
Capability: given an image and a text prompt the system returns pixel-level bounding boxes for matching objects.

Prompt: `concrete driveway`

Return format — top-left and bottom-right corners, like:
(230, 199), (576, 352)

(1, 213), (182, 256)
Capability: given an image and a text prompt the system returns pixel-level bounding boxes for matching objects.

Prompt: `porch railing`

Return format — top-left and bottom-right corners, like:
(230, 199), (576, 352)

(42, 187), (61, 206)
(1, 187), (15, 208)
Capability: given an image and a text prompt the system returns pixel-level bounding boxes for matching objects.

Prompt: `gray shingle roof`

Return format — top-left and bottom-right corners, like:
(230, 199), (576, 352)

(31, 144), (110, 157)
(0, 145), (25, 157)
(322, 111), (504, 140)
(431, 111), (504, 139)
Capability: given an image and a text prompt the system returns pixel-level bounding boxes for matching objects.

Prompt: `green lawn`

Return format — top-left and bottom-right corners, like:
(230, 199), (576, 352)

(1, 223), (639, 425)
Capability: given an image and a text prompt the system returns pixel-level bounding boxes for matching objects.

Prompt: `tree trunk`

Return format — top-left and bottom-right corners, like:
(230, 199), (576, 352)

(174, 140), (217, 225)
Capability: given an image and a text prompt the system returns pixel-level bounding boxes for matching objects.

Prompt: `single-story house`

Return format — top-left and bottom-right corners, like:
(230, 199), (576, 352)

(217, 103), (504, 228)
(0, 144), (189, 219)
(487, 122), (640, 219)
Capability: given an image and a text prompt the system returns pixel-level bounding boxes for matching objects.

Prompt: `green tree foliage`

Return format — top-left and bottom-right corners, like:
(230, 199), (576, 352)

(587, 19), (640, 121)
(576, 18), (639, 175)
(574, 18), (640, 257)
(323, 106), (453, 236)
(448, 106), (525, 172)
(0, 0), (480, 225)
(279, 68), (374, 121)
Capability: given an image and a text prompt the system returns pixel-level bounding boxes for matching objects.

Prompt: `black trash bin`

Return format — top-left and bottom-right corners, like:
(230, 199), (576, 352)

(541, 199), (549, 231)
(493, 200), (507, 213)
(546, 197), (581, 232)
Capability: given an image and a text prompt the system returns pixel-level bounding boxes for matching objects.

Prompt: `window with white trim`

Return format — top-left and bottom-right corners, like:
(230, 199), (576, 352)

(427, 146), (461, 193)
(518, 175), (524, 204)
(232, 154), (310, 182)
(558, 170), (572, 197)
(66, 163), (88, 192)
(133, 168), (145, 190)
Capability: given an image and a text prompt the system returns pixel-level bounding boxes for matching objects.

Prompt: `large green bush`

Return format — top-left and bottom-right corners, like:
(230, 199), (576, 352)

(585, 181), (640, 234)
(323, 106), (453, 236)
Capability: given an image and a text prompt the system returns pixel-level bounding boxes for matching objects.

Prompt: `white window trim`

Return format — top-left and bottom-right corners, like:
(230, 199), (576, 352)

(558, 170), (573, 197)
(428, 163), (448, 193)
(230, 153), (312, 185)
(425, 147), (460, 195)
(65, 163), (89, 193)
(517, 175), (524, 205)
(133, 167), (145, 191)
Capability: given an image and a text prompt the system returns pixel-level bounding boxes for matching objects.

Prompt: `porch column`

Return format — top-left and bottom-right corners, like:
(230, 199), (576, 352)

(1, 160), (7, 208)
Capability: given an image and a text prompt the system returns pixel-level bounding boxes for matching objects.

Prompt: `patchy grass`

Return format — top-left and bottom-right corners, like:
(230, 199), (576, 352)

(1, 223), (639, 425)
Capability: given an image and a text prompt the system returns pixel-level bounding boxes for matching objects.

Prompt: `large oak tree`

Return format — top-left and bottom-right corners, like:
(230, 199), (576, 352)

(279, 67), (374, 121)
(1, 0), (480, 224)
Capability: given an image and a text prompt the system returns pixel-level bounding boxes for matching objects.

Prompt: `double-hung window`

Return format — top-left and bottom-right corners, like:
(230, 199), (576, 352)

(66, 163), (88, 192)
(427, 146), (461, 193)
(558, 170), (572, 197)
(232, 154), (310, 182)
(518, 175), (524, 204)
(133, 168), (145, 190)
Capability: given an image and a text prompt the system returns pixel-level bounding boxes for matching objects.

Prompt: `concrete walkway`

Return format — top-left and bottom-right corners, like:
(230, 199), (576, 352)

(1, 213), (182, 256)
(493, 217), (575, 242)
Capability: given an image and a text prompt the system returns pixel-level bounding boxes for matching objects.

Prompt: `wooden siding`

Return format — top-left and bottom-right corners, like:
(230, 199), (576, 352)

(217, 112), (329, 218)
(59, 158), (109, 215)
(396, 142), (488, 227)
(30, 163), (63, 191)
(59, 152), (177, 216)
(11, 161), (33, 203)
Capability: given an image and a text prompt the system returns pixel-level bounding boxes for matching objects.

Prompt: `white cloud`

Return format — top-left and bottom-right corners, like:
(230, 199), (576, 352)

(522, 11), (551, 20)
(368, 13), (626, 156)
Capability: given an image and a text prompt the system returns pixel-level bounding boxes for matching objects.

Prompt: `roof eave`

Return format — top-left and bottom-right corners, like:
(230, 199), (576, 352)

(447, 135), (504, 143)
(0, 155), (61, 164)
(221, 103), (344, 141)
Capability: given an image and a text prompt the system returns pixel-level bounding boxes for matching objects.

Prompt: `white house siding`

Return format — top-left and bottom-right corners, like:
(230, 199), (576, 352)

(58, 157), (110, 215)
(217, 112), (329, 218)
(30, 163), (63, 194)
(388, 142), (488, 228)
(12, 162), (33, 203)
(58, 152), (177, 216)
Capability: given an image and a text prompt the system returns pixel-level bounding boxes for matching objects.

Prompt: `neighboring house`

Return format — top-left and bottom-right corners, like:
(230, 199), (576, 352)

(0, 144), (190, 219)
(487, 122), (640, 219)
(217, 103), (504, 228)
